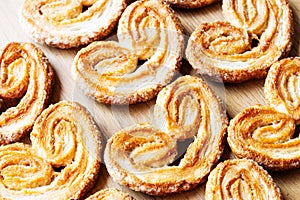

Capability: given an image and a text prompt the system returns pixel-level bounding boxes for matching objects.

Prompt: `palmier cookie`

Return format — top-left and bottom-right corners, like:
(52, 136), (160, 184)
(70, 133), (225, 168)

(186, 0), (293, 83)
(85, 188), (135, 200)
(104, 75), (228, 195)
(0, 42), (53, 145)
(164, 0), (219, 9)
(19, 0), (127, 48)
(228, 58), (300, 170)
(0, 101), (102, 199)
(72, 0), (184, 104)
(227, 105), (300, 170)
(205, 159), (282, 200)
(264, 57), (300, 124)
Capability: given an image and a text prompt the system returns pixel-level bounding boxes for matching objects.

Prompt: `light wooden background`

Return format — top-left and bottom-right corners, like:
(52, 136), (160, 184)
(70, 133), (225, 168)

(1, 0), (300, 199)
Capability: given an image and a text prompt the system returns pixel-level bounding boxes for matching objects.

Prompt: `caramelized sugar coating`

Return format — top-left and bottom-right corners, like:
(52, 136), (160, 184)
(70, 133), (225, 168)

(72, 0), (184, 104)
(0, 42), (53, 145)
(206, 159), (282, 200)
(104, 75), (228, 195)
(186, 0), (293, 83)
(0, 101), (102, 199)
(265, 57), (300, 124)
(228, 58), (300, 170)
(228, 105), (300, 170)
(19, 0), (127, 48)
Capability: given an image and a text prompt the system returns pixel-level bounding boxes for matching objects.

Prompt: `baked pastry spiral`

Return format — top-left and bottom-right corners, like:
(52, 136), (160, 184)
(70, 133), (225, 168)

(186, 0), (293, 83)
(0, 42), (53, 145)
(227, 105), (300, 170)
(104, 75), (228, 195)
(86, 188), (135, 200)
(164, 0), (219, 9)
(19, 0), (127, 48)
(205, 159), (282, 200)
(265, 57), (300, 124)
(0, 101), (102, 199)
(228, 57), (300, 170)
(72, 0), (184, 104)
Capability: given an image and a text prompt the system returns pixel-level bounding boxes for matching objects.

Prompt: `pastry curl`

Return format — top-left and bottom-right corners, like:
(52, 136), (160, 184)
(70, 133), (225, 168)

(0, 101), (102, 199)
(0, 42), (53, 145)
(0, 143), (54, 191)
(104, 75), (228, 195)
(227, 105), (300, 170)
(85, 188), (135, 200)
(228, 57), (300, 170)
(205, 159), (282, 200)
(265, 57), (300, 124)
(186, 0), (293, 83)
(164, 0), (219, 9)
(72, 0), (184, 104)
(19, 0), (127, 48)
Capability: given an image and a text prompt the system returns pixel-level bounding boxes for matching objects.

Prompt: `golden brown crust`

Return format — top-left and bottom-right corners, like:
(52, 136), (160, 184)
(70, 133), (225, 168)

(186, 0), (293, 83)
(264, 57), (300, 124)
(19, 0), (127, 49)
(104, 75), (228, 195)
(227, 105), (300, 170)
(0, 101), (102, 199)
(228, 57), (300, 170)
(0, 42), (54, 145)
(164, 0), (219, 9)
(72, 0), (184, 104)
(85, 188), (135, 200)
(205, 159), (283, 200)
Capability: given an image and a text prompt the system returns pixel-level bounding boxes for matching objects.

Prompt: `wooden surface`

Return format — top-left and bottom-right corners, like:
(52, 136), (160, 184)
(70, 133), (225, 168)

(1, 0), (300, 199)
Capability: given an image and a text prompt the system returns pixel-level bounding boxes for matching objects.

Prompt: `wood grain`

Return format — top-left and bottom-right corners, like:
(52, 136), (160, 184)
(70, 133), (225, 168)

(1, 0), (300, 199)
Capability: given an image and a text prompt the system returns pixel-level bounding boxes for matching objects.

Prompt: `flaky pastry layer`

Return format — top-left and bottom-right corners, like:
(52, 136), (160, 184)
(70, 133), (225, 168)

(205, 159), (282, 200)
(186, 0), (293, 83)
(104, 75), (228, 195)
(0, 42), (53, 145)
(72, 0), (184, 104)
(19, 0), (127, 48)
(0, 101), (102, 199)
(228, 105), (300, 170)
(228, 57), (300, 170)
(265, 57), (300, 124)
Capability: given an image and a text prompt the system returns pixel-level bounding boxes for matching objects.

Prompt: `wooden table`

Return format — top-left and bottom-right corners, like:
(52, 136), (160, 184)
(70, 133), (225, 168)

(1, 0), (300, 199)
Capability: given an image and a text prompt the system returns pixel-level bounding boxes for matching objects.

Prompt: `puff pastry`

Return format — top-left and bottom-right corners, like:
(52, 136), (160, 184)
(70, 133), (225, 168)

(228, 57), (300, 170)
(265, 57), (300, 124)
(104, 75), (228, 195)
(186, 0), (293, 82)
(72, 0), (184, 104)
(19, 0), (127, 48)
(205, 159), (282, 200)
(0, 101), (102, 199)
(0, 42), (53, 145)
(227, 105), (300, 170)
(85, 188), (135, 200)
(164, 0), (219, 9)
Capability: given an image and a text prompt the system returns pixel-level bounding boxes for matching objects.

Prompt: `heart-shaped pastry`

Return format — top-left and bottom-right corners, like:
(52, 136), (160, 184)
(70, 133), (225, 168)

(0, 101), (102, 199)
(186, 0), (293, 82)
(0, 42), (53, 145)
(104, 75), (228, 195)
(72, 0), (184, 105)
(205, 159), (282, 200)
(265, 57), (300, 124)
(228, 57), (300, 170)
(19, 0), (127, 48)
